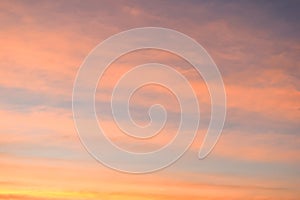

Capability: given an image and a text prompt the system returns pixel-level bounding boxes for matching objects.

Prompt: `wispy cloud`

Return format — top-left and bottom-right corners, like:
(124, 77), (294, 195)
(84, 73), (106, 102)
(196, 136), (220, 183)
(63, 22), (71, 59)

(0, 0), (299, 199)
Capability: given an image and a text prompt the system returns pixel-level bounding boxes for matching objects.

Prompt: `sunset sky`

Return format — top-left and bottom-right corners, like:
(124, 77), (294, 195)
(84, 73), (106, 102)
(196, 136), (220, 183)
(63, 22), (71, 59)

(0, 0), (300, 199)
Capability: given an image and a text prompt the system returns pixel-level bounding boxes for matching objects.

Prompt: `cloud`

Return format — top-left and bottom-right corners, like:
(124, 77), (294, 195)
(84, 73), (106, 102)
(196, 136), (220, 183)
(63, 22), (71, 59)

(0, 1), (299, 199)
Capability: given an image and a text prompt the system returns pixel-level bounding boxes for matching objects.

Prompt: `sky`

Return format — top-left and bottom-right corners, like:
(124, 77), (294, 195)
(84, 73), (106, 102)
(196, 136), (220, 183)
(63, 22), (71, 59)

(0, 0), (300, 199)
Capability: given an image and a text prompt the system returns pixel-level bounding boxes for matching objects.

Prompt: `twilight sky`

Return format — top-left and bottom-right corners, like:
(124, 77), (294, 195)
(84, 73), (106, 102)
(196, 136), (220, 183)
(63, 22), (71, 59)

(0, 0), (299, 199)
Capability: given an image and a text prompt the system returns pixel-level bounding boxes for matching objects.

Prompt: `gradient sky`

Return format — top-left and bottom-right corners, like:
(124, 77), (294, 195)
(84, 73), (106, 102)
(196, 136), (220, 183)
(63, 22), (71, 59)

(0, 0), (299, 199)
